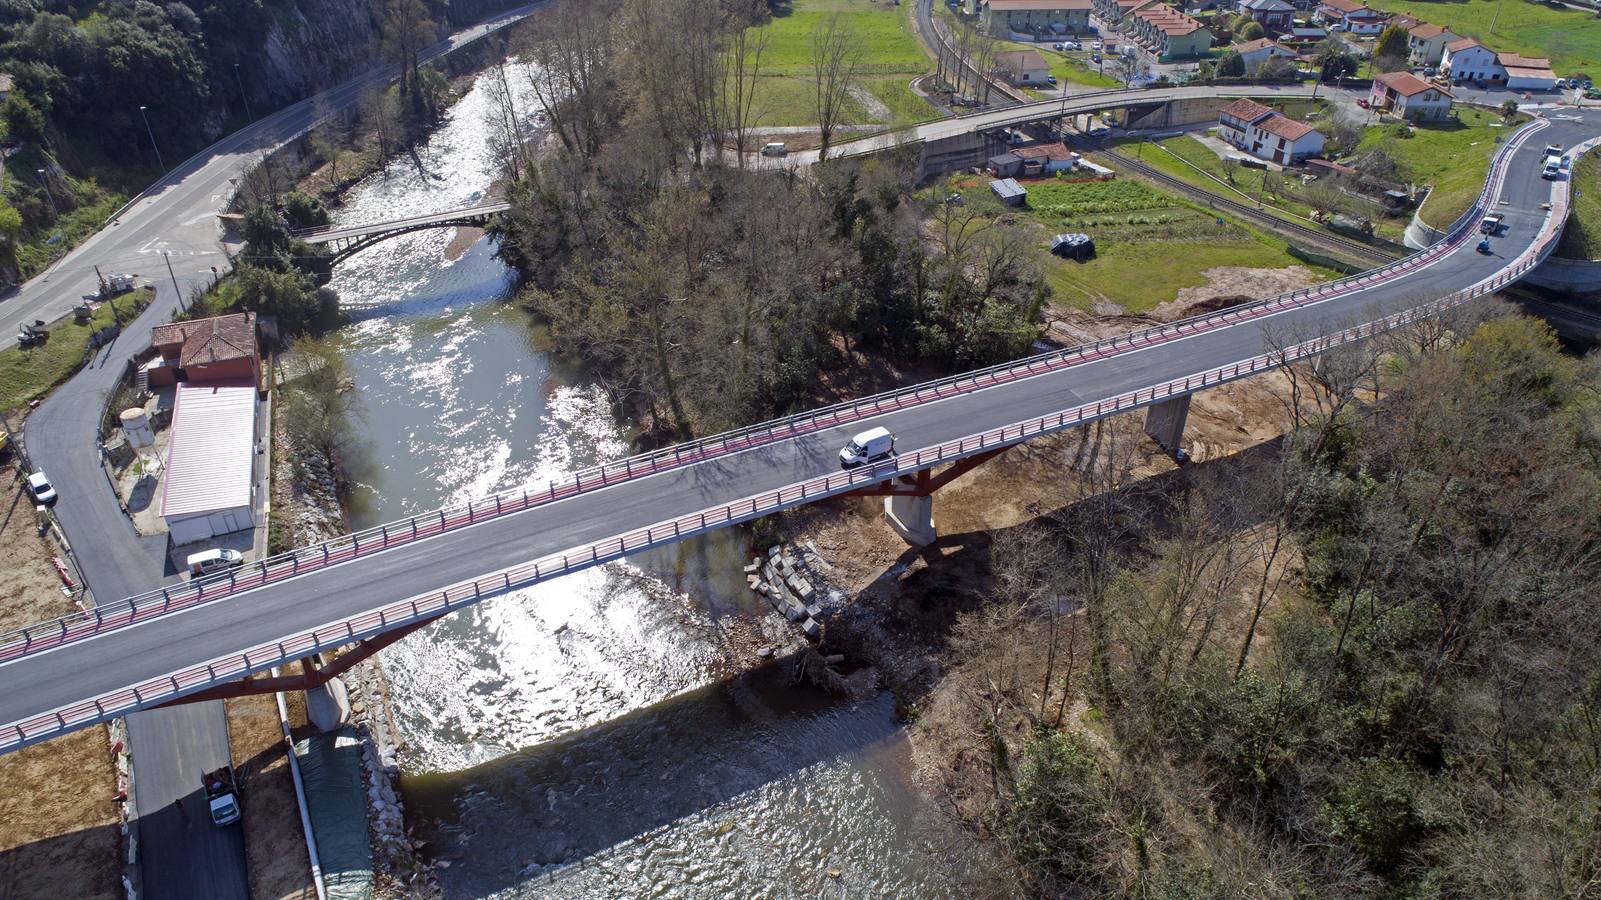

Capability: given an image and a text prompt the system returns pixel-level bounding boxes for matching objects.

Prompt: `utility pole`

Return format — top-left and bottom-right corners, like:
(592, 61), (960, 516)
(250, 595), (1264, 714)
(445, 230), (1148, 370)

(234, 64), (254, 121)
(164, 251), (183, 312)
(138, 106), (166, 173)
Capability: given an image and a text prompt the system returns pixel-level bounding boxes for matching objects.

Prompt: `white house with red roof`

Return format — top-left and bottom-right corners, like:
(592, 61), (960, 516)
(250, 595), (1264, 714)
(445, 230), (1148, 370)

(1217, 98), (1325, 164)
(1404, 22), (1457, 67)
(1315, 0), (1386, 34)
(1233, 37), (1299, 74)
(1370, 70), (1455, 121)
(1441, 37), (1500, 83)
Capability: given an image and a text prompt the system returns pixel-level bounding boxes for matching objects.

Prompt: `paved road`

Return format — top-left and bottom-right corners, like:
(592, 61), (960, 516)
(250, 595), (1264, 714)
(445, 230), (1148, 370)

(0, 2), (546, 352)
(13, 5), (547, 897)
(4, 111), (1593, 751)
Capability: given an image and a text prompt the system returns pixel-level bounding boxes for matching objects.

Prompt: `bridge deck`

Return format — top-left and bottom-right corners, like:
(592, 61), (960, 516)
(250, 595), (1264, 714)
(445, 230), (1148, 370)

(0, 112), (1592, 751)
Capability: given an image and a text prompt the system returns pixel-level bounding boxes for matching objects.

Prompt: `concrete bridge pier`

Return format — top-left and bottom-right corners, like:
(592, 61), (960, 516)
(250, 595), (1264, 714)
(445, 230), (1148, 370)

(1143, 394), (1191, 461)
(305, 675), (352, 732)
(885, 491), (938, 547)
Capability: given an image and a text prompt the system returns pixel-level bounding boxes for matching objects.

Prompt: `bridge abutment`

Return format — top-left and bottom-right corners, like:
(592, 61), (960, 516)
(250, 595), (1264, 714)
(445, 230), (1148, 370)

(1143, 394), (1191, 461)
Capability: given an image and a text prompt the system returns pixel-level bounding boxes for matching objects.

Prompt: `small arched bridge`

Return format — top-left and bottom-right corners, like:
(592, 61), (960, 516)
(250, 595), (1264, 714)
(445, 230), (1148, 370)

(295, 200), (510, 264)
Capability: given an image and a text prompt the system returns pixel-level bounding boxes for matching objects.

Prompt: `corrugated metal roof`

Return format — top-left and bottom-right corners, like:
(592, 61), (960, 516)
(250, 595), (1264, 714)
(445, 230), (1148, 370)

(160, 380), (257, 519)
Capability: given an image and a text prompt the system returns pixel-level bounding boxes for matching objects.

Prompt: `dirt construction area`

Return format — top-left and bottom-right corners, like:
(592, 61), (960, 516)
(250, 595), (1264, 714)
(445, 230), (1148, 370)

(0, 463), (122, 900)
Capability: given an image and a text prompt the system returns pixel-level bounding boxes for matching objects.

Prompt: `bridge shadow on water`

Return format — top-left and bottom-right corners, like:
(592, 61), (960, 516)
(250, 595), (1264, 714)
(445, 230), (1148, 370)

(403, 658), (907, 895)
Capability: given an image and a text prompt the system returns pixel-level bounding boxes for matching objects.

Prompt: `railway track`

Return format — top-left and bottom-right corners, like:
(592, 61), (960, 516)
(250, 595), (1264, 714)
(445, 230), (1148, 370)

(1099, 146), (1404, 267)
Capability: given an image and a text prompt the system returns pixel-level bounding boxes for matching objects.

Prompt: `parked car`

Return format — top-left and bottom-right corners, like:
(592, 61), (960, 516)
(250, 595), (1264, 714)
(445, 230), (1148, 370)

(1090, 40), (1103, 50)
(760, 142), (788, 157)
(1046, 74), (1058, 84)
(187, 548), (245, 577)
(1091, 52), (1102, 63)
(26, 471), (56, 505)
(839, 427), (896, 469)
(1357, 97), (1370, 108)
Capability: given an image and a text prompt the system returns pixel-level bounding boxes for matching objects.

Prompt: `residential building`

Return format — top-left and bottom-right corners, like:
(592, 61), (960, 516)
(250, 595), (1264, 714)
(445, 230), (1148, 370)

(1234, 37), (1300, 74)
(979, 0), (1094, 33)
(1370, 70), (1455, 120)
(994, 48), (1053, 84)
(1315, 0), (1386, 34)
(1237, 0), (1295, 33)
(1129, 6), (1214, 58)
(146, 312), (261, 389)
(1015, 142), (1079, 174)
(1441, 37), (1499, 83)
(1498, 52), (1558, 91)
(1094, 0), (1159, 27)
(1405, 22), (1456, 67)
(160, 379), (260, 544)
(1217, 97), (1325, 163)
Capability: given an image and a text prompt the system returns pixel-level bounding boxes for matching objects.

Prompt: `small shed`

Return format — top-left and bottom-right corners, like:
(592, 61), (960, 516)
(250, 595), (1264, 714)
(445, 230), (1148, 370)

(1050, 233), (1096, 261)
(990, 178), (1028, 206)
(987, 153), (1024, 178)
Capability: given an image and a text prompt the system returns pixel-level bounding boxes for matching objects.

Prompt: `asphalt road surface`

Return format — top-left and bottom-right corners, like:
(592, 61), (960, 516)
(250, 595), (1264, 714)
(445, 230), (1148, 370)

(11, 5), (546, 897)
(5, 111), (1593, 752)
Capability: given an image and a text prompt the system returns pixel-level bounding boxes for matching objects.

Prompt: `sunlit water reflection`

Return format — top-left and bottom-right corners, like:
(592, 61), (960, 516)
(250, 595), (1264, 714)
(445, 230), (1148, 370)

(323, 61), (967, 898)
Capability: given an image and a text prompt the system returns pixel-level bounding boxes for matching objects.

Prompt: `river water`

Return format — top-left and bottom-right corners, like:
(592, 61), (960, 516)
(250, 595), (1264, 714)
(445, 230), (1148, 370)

(321, 63), (967, 897)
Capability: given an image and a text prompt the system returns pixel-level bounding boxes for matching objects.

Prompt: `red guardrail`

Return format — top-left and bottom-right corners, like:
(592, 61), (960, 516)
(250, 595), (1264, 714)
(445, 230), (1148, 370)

(0, 119), (1554, 670)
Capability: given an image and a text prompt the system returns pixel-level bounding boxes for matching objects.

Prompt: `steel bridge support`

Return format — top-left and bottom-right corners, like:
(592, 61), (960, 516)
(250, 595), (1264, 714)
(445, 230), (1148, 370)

(844, 446), (1011, 547)
(1143, 394), (1191, 461)
(151, 613), (442, 720)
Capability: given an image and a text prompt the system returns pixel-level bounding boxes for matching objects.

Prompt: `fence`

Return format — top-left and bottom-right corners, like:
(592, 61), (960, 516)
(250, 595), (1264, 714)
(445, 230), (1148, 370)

(0, 115), (1573, 752)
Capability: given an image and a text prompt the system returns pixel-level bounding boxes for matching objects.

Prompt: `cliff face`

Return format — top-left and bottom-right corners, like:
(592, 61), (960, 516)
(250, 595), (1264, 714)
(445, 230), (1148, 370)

(259, 0), (386, 102)
(254, 0), (523, 103)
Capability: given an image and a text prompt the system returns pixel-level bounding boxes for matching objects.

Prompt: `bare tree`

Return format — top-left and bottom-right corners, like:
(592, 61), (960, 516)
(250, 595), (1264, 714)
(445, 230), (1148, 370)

(528, 0), (618, 160)
(721, 1), (770, 167)
(812, 13), (861, 161)
(483, 57), (530, 176)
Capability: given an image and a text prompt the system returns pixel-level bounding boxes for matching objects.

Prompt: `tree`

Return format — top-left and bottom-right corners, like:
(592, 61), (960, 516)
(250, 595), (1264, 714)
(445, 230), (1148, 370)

(1498, 98), (1520, 122)
(525, 0), (617, 160)
(1, 91), (46, 144)
(1110, 52), (1150, 88)
(1221, 155), (1240, 185)
(1313, 39), (1359, 81)
(381, 0), (433, 103)
(1258, 55), (1299, 81)
(721, 0), (770, 167)
(1216, 50), (1246, 78)
(1372, 25), (1408, 73)
(1302, 178), (1347, 221)
(811, 13), (861, 161)
(1238, 21), (1266, 42)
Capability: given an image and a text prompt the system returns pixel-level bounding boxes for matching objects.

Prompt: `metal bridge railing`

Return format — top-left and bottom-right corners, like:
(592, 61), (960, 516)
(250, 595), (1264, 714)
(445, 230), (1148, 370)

(0, 118), (1556, 671)
(0, 177), (1566, 752)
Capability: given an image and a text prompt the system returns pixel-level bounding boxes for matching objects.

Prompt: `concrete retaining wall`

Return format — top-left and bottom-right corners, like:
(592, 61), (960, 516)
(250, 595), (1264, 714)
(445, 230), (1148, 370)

(1524, 255), (1601, 291)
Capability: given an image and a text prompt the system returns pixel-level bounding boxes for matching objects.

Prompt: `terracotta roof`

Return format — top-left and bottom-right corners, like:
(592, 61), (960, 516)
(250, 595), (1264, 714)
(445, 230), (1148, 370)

(1496, 52), (1551, 68)
(1407, 22), (1450, 38)
(1375, 70), (1453, 97)
(1257, 115), (1317, 141)
(1445, 36), (1485, 52)
(995, 49), (1050, 71)
(150, 313), (257, 369)
(1389, 13), (1421, 28)
(1320, 0), (1365, 13)
(1220, 98), (1275, 122)
(1015, 142), (1075, 160)
(1234, 37), (1291, 54)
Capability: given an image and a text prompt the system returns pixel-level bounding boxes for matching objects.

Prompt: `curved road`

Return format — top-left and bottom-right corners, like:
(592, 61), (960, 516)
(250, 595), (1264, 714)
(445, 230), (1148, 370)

(10, 5), (546, 898)
(4, 110), (1594, 755)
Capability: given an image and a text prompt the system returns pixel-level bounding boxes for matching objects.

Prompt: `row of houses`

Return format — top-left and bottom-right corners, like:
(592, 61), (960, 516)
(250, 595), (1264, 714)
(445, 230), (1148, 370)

(975, 0), (1094, 33)
(1089, 0), (1215, 58)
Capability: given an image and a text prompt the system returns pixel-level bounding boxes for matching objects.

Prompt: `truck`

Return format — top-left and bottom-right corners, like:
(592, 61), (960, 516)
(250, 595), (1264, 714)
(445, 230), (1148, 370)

(1542, 144), (1565, 180)
(839, 426), (896, 468)
(203, 766), (241, 826)
(101, 273), (136, 295)
(1480, 213), (1504, 235)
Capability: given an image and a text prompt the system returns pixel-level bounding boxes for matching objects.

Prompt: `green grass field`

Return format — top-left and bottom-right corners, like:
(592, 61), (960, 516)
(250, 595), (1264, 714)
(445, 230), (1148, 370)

(1556, 152), (1600, 261)
(746, 0), (935, 127)
(0, 290), (151, 412)
(953, 177), (1325, 312)
(1365, 0), (1601, 75)
(1002, 41), (1125, 90)
(1359, 107), (1511, 230)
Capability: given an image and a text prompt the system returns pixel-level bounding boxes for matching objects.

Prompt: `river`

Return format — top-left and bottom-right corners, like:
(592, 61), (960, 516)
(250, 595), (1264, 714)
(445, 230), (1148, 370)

(320, 61), (969, 897)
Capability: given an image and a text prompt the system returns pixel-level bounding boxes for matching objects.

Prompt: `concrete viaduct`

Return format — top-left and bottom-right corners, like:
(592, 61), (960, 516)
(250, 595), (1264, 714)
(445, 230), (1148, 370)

(0, 105), (1593, 754)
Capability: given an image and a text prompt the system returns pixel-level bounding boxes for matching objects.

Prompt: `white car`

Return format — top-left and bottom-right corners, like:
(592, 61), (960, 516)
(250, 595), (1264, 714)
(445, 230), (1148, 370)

(26, 471), (57, 505)
(1090, 40), (1103, 50)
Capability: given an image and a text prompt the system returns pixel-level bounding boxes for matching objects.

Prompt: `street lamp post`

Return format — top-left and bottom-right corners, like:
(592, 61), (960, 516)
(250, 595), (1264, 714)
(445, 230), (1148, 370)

(138, 105), (166, 173)
(35, 169), (60, 222)
(233, 64), (254, 121)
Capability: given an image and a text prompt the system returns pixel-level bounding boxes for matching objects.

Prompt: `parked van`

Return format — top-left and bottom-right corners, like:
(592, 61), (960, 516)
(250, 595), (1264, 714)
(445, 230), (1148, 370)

(761, 142), (788, 157)
(187, 548), (245, 577)
(839, 426), (896, 468)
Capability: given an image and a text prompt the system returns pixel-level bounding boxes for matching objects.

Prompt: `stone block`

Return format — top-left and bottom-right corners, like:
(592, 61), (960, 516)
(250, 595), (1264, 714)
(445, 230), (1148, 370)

(802, 618), (821, 639)
(785, 599), (807, 622)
